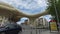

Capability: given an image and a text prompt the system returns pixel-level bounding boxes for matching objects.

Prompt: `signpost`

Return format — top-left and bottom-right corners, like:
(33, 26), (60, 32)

(49, 20), (58, 32)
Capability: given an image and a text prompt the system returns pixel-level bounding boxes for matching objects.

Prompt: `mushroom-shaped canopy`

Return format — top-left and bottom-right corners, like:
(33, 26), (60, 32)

(0, 2), (25, 22)
(0, 2), (49, 22)
(0, 2), (26, 17)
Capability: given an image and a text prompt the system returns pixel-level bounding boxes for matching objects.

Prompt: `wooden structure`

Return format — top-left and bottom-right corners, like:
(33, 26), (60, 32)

(0, 2), (49, 26)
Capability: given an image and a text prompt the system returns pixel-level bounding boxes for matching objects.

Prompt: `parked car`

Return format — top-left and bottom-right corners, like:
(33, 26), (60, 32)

(0, 23), (22, 34)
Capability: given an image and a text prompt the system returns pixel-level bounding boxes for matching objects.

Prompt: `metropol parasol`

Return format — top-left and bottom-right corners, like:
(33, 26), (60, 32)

(0, 0), (49, 26)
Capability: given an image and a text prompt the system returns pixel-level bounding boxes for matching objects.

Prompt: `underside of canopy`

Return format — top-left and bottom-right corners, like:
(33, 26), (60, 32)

(0, 2), (49, 19)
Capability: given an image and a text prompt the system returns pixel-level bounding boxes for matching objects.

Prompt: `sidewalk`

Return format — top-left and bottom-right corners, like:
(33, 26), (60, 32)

(19, 29), (60, 34)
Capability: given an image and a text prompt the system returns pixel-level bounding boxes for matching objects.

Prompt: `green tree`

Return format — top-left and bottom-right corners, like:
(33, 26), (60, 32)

(48, 0), (60, 22)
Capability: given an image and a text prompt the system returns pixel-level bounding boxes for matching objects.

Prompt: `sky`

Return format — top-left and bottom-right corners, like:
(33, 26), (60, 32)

(0, 0), (48, 15)
(17, 17), (29, 24)
(0, 0), (51, 24)
(17, 15), (52, 24)
(40, 15), (52, 22)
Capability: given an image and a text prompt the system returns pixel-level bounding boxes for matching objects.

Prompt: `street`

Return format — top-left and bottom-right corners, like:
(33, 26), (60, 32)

(19, 29), (60, 34)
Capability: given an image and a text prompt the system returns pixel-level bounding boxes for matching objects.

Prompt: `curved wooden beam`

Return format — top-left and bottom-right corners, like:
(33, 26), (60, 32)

(0, 2), (49, 19)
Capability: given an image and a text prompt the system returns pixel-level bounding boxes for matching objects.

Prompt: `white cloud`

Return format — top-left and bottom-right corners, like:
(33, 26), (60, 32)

(44, 15), (52, 22)
(0, 0), (49, 15)
(40, 15), (52, 22)
(17, 17), (29, 25)
(0, 0), (48, 9)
